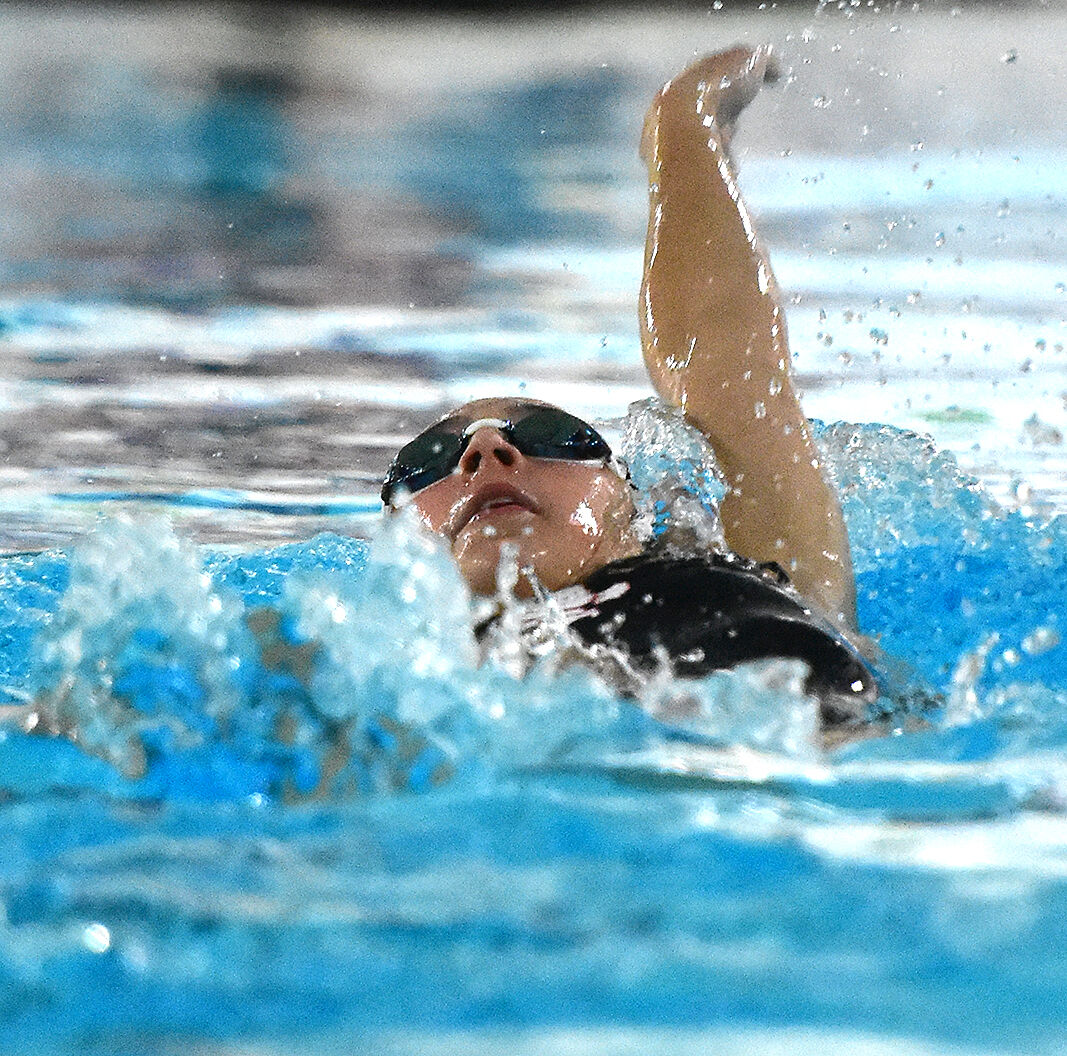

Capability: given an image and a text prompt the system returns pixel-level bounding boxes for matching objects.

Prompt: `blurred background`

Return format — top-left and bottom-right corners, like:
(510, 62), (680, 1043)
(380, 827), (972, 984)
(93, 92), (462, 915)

(0, 0), (1064, 549)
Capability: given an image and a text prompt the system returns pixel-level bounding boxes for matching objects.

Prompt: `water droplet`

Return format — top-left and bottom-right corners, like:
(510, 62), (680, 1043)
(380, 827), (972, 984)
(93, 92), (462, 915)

(997, 199), (1011, 218)
(906, 290), (922, 304)
(812, 95), (831, 109)
(924, 179), (934, 190)
(768, 378), (782, 396)
(1001, 48), (1018, 63)
(753, 401), (767, 419)
(869, 328), (889, 345)
(934, 232), (946, 247)
(83, 924), (111, 954)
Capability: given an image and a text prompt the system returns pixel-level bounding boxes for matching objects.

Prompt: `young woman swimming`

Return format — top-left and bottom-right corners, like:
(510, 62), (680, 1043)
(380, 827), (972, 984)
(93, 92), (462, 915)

(381, 47), (876, 723)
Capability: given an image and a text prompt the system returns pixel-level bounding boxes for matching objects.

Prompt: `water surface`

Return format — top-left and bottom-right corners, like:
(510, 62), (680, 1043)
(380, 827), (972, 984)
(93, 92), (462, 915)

(2, 4), (1067, 1054)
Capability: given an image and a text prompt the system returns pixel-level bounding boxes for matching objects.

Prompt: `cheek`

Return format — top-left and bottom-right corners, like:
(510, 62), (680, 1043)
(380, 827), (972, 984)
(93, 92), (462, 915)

(555, 472), (629, 545)
(410, 481), (463, 535)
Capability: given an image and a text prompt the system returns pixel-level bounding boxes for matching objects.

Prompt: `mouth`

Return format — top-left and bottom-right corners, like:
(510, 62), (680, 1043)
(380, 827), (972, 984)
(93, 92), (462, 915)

(454, 484), (538, 536)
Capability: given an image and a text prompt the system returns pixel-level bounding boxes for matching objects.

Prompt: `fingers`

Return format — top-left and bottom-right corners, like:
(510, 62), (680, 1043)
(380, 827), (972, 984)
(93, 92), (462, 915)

(669, 46), (770, 92)
(649, 45), (778, 143)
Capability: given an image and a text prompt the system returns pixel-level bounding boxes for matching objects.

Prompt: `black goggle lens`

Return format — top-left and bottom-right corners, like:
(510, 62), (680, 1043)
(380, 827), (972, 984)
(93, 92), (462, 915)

(381, 407), (612, 506)
(511, 407), (612, 461)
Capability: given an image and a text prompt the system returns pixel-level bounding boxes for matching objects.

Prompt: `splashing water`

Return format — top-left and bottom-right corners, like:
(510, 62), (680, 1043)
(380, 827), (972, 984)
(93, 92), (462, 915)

(620, 398), (728, 551)
(6, 505), (637, 802)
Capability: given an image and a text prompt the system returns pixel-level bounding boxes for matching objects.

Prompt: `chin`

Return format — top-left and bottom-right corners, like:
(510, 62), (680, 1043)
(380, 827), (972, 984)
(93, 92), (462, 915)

(454, 538), (552, 598)
(458, 559), (504, 597)
(454, 539), (516, 596)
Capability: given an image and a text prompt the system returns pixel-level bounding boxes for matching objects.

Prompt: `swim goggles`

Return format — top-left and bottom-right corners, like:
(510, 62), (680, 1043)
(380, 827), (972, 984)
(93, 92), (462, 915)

(381, 404), (613, 506)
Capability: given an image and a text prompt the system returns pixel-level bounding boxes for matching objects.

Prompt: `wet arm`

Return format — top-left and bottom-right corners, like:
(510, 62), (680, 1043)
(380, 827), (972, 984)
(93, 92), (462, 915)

(639, 47), (857, 628)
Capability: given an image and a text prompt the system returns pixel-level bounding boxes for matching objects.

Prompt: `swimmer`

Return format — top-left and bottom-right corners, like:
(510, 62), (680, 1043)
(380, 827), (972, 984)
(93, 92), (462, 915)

(381, 47), (876, 722)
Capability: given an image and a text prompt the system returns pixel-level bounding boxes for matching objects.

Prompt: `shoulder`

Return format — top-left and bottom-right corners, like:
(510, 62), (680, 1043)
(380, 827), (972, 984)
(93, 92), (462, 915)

(573, 543), (879, 721)
(582, 544), (793, 608)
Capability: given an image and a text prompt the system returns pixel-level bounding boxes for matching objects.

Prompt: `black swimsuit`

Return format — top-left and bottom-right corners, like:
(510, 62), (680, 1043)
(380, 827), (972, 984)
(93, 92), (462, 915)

(502, 547), (879, 725)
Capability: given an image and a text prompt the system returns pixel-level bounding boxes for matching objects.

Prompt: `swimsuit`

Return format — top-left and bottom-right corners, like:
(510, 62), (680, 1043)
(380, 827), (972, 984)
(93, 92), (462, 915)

(483, 546), (879, 725)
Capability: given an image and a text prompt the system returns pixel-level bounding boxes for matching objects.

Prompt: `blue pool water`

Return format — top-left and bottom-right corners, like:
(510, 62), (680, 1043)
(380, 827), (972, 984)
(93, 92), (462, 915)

(3, 4), (1067, 1053)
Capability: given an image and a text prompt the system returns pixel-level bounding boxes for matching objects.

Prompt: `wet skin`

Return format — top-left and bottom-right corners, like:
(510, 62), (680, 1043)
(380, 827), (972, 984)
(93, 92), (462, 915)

(640, 46), (856, 628)
(408, 398), (641, 597)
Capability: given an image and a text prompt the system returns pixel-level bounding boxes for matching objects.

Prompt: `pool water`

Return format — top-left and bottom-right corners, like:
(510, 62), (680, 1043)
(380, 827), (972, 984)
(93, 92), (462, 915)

(2, 4), (1067, 1053)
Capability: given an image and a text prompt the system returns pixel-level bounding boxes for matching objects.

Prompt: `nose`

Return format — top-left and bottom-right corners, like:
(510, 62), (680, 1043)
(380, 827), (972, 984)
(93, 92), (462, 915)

(458, 427), (522, 475)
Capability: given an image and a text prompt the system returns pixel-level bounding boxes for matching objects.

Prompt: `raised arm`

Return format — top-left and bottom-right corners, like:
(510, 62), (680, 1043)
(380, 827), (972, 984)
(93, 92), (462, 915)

(640, 46), (857, 629)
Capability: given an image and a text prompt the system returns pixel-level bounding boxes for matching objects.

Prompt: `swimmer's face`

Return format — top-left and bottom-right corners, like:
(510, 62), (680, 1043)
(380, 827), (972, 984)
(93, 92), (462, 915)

(394, 398), (640, 597)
